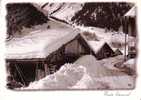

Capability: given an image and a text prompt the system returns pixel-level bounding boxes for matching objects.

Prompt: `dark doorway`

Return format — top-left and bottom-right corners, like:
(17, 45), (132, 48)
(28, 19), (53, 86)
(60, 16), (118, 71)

(13, 62), (36, 86)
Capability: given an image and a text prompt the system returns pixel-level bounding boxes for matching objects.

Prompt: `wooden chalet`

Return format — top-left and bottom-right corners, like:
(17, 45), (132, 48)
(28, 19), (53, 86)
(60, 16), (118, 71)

(87, 41), (115, 60)
(6, 21), (95, 86)
(114, 49), (123, 56)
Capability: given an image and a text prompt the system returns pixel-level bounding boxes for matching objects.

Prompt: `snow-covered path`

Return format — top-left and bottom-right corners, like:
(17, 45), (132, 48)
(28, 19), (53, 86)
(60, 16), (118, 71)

(72, 55), (135, 89)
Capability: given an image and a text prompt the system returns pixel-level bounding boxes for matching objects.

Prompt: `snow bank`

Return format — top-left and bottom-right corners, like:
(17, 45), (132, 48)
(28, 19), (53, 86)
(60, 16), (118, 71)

(22, 55), (109, 90)
(100, 55), (124, 70)
(23, 63), (86, 89)
(71, 73), (108, 89)
(72, 55), (135, 89)
(74, 55), (110, 78)
(21, 55), (135, 90)
(72, 74), (134, 89)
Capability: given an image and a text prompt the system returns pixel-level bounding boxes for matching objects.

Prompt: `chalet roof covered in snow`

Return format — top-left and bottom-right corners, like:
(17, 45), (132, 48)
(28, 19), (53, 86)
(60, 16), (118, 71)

(87, 40), (106, 53)
(124, 6), (136, 17)
(6, 21), (80, 59)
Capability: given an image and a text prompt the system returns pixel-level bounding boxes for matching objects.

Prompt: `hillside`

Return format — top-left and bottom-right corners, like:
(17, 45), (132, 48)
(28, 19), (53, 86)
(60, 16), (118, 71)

(39, 3), (132, 31)
(6, 2), (133, 37)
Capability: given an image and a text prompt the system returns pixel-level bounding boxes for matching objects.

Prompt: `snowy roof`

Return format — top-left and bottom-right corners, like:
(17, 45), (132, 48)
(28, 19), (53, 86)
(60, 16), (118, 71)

(34, 3), (83, 23)
(6, 21), (80, 59)
(87, 40), (106, 53)
(50, 3), (83, 22)
(124, 6), (136, 17)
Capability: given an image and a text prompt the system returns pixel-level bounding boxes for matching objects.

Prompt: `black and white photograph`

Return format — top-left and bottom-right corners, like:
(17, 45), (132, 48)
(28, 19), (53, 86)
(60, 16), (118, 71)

(5, 2), (137, 90)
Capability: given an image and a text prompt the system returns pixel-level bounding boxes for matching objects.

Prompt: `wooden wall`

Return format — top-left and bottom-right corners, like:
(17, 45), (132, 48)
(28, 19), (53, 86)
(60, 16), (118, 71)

(96, 43), (115, 60)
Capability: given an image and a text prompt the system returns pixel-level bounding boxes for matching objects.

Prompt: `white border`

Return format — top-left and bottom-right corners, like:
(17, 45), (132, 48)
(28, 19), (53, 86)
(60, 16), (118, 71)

(0, 0), (141, 100)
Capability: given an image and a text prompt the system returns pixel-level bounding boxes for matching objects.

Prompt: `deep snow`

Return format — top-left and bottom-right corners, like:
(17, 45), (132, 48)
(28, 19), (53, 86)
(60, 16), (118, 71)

(34, 3), (84, 24)
(21, 55), (135, 90)
(7, 3), (136, 90)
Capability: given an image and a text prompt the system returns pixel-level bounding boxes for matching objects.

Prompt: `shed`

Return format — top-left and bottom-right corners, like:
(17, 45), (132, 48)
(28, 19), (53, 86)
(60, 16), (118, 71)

(114, 49), (123, 56)
(87, 41), (115, 60)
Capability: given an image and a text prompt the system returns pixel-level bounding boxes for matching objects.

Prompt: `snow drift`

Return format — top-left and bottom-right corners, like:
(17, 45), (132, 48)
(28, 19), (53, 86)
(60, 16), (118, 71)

(21, 55), (135, 90)
(22, 63), (85, 89)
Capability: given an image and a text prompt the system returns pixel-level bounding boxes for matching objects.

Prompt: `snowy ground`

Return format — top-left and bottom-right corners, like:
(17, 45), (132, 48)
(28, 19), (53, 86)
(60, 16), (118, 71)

(20, 55), (135, 90)
(50, 3), (84, 23)
(34, 3), (84, 24)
